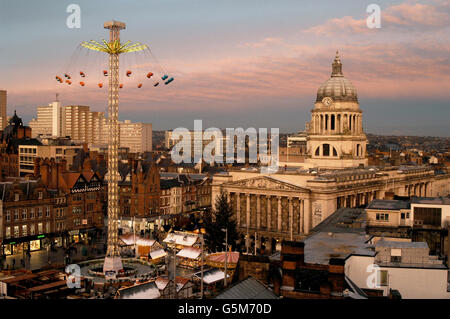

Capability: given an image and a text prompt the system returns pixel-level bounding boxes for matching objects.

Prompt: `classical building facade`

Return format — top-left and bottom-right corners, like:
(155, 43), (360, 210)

(211, 52), (450, 254)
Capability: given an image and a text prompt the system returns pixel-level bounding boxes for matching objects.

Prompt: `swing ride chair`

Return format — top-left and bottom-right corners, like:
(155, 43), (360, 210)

(55, 35), (174, 89)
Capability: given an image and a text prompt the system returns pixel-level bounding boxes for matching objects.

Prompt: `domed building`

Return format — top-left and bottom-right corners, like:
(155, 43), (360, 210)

(305, 51), (368, 169)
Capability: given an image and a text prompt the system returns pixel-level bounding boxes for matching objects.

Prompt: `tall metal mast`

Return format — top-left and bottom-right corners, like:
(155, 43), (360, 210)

(81, 20), (148, 276)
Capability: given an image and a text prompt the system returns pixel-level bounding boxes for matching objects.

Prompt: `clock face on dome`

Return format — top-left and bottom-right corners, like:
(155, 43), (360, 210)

(322, 97), (333, 106)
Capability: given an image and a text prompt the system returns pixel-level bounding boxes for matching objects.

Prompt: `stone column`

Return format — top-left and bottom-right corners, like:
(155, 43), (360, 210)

(236, 193), (240, 227)
(256, 195), (261, 229)
(267, 196), (271, 231)
(246, 194), (250, 253)
(304, 198), (311, 234)
(289, 197), (293, 241)
(277, 196), (282, 232)
(300, 199), (304, 234)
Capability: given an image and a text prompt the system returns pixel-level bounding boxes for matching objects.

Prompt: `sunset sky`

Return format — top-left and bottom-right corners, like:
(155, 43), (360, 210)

(1, 0), (449, 136)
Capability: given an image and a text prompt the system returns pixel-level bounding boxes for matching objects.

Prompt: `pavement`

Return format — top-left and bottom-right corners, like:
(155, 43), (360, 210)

(0, 239), (107, 271)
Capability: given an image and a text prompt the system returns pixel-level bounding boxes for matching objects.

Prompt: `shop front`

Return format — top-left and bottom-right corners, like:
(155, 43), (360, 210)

(1, 234), (47, 256)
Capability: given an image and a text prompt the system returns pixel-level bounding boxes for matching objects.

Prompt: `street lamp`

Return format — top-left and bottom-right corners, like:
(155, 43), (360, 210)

(221, 228), (228, 287)
(200, 234), (204, 299)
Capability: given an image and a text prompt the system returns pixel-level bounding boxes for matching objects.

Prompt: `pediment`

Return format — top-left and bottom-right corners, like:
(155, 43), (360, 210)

(224, 176), (309, 192)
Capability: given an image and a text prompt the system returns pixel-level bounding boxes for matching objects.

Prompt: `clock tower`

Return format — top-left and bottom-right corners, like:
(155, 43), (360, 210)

(305, 51), (368, 169)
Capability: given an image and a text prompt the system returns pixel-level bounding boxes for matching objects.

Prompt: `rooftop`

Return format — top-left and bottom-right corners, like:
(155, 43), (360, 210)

(366, 199), (411, 210)
(305, 232), (374, 265)
(215, 276), (277, 299)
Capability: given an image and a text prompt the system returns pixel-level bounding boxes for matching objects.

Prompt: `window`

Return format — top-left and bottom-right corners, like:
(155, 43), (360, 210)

(38, 192), (43, 199)
(46, 206), (50, 217)
(6, 211), (10, 222)
(87, 203), (94, 212)
(46, 222), (50, 233)
(21, 209), (27, 220)
(30, 224), (35, 236)
(413, 207), (441, 227)
(377, 270), (388, 286)
(22, 225), (27, 237)
(14, 193), (19, 201)
(323, 144), (330, 156)
(6, 227), (11, 238)
(38, 208), (43, 218)
(376, 213), (389, 221)
(14, 210), (19, 220)
(315, 147), (320, 156)
(73, 195), (82, 202)
(38, 223), (43, 234)
(391, 256), (401, 263)
(401, 213), (405, 219)
(14, 226), (19, 238)
(72, 206), (82, 214)
(30, 208), (35, 219)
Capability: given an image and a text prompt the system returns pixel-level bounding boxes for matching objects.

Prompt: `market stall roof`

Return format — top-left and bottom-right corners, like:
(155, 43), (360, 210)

(116, 281), (161, 299)
(163, 232), (198, 247)
(150, 249), (167, 260)
(155, 277), (170, 291)
(177, 247), (202, 259)
(119, 234), (156, 247)
(206, 251), (240, 264)
(202, 268), (229, 285)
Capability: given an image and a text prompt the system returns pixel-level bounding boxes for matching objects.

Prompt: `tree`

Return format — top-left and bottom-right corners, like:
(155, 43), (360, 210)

(204, 191), (238, 252)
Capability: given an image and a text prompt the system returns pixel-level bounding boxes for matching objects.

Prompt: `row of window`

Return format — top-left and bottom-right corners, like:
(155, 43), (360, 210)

(5, 222), (50, 238)
(5, 207), (51, 222)
(375, 212), (410, 221)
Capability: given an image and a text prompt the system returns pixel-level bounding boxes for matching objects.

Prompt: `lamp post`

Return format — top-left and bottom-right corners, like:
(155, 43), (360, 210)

(200, 233), (204, 299)
(221, 228), (228, 287)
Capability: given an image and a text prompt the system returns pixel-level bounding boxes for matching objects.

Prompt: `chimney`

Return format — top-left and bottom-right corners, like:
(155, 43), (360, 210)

(34, 157), (41, 177)
(50, 158), (58, 189)
(41, 162), (49, 186)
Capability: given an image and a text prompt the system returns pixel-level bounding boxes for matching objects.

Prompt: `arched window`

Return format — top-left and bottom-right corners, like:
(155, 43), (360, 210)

(323, 144), (330, 156)
(331, 114), (335, 131)
(356, 144), (361, 157)
(333, 147), (338, 157)
(315, 146), (320, 156)
(325, 114), (328, 130)
(349, 114), (352, 131)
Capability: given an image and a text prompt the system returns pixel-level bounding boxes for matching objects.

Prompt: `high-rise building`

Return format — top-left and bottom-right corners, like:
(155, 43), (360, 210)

(29, 102), (62, 137)
(119, 120), (152, 153)
(29, 100), (152, 153)
(0, 90), (8, 131)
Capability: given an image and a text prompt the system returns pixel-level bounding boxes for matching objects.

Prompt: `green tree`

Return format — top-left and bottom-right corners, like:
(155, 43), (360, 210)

(204, 191), (238, 252)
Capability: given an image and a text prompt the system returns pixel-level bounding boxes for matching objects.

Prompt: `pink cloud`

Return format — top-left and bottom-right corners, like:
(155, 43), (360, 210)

(303, 1), (450, 35)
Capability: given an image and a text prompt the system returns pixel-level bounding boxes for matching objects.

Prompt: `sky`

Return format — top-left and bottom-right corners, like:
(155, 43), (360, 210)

(0, 0), (449, 136)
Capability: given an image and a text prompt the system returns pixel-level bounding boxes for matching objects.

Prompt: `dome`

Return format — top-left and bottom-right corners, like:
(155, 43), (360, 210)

(316, 51), (358, 103)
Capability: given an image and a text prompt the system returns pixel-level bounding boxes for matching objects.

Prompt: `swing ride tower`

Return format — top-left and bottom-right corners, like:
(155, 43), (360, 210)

(80, 20), (148, 275)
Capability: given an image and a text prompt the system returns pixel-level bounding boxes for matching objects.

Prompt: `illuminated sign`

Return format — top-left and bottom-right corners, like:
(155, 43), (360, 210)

(37, 235), (45, 239)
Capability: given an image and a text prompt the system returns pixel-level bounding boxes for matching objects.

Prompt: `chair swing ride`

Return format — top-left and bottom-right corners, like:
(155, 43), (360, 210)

(55, 38), (174, 90)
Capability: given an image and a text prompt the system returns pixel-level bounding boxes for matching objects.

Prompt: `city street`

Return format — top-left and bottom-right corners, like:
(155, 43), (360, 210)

(1, 241), (106, 271)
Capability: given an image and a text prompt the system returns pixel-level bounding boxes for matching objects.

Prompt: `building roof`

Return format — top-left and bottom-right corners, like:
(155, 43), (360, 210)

(411, 196), (450, 205)
(305, 232), (375, 265)
(311, 208), (367, 234)
(215, 276), (278, 299)
(316, 52), (358, 103)
(376, 240), (428, 249)
(366, 199), (410, 210)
